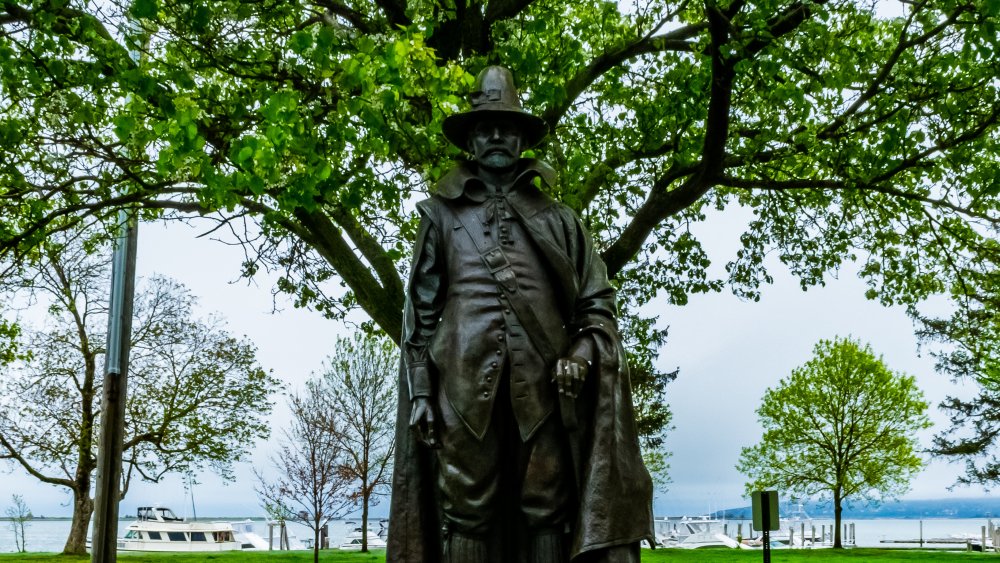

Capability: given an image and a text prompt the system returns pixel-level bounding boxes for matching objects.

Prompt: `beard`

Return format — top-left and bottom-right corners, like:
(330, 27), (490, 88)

(478, 151), (517, 170)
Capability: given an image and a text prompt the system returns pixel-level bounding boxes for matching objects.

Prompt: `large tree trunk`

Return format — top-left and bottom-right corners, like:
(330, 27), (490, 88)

(63, 490), (94, 554)
(833, 489), (843, 549)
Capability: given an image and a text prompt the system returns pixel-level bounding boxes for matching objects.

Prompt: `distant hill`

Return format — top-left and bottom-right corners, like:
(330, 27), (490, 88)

(712, 498), (1000, 520)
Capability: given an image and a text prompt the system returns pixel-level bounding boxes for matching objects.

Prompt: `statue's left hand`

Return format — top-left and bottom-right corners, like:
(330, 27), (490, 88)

(553, 357), (588, 399)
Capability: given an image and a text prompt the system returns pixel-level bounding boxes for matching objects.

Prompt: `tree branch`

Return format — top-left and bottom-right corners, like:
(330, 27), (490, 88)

(484, 0), (535, 24)
(371, 0), (411, 28)
(0, 432), (74, 489)
(601, 2), (736, 277)
(540, 24), (706, 129)
(311, 0), (377, 34)
(292, 208), (404, 342)
(819, 0), (969, 137)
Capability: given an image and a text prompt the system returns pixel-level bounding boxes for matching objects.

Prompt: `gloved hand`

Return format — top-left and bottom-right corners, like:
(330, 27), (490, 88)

(553, 356), (588, 399)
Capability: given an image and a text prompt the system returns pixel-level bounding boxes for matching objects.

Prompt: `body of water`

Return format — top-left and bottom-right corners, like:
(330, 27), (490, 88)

(0, 517), (373, 553)
(697, 517), (994, 549)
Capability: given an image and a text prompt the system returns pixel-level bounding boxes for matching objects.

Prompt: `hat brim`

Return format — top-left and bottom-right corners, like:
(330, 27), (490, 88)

(443, 108), (549, 150)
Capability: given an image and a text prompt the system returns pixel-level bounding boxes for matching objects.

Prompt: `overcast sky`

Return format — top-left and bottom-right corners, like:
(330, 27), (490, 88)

(2, 201), (993, 519)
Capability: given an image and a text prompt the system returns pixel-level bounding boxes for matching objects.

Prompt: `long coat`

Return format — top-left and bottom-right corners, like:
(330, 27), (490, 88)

(387, 159), (654, 562)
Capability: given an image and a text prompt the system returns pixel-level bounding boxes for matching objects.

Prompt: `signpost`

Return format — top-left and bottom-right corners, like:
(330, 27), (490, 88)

(752, 490), (780, 563)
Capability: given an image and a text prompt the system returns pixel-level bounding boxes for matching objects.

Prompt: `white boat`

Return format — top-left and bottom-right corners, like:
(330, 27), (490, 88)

(652, 516), (735, 549)
(769, 501), (820, 547)
(117, 507), (241, 552)
(339, 524), (388, 550)
(227, 518), (307, 550)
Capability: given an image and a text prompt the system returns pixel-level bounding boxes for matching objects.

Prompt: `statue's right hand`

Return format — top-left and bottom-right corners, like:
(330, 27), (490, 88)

(409, 396), (440, 449)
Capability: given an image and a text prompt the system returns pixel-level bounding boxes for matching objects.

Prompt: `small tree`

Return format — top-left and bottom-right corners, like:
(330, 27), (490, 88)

(256, 384), (354, 563)
(4, 494), (31, 553)
(0, 237), (278, 554)
(321, 332), (397, 552)
(737, 337), (931, 548)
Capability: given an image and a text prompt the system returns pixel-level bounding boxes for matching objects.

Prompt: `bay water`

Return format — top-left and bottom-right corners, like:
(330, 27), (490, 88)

(0, 518), (365, 553)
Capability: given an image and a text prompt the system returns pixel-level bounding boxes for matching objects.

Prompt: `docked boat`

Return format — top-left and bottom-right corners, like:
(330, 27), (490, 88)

(339, 524), (388, 550)
(227, 518), (307, 550)
(117, 506), (241, 552)
(651, 516), (737, 549)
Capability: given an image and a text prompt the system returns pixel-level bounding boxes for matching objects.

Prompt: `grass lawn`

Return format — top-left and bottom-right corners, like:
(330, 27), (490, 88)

(0, 549), (989, 562)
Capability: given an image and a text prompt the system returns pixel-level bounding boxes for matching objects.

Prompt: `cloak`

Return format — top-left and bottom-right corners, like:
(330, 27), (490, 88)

(387, 160), (654, 562)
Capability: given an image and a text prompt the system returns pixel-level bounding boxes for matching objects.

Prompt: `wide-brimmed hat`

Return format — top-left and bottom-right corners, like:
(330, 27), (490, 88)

(442, 66), (549, 150)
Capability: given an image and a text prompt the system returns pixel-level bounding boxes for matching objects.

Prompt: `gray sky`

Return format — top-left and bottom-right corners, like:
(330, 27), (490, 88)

(3, 204), (993, 519)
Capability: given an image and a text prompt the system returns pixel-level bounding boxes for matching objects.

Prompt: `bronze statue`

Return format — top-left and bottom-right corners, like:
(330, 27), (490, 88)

(387, 66), (654, 563)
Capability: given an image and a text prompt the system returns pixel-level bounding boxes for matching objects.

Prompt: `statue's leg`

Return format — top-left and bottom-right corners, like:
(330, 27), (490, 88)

(519, 416), (573, 563)
(528, 527), (567, 563)
(443, 531), (489, 563)
(435, 388), (497, 563)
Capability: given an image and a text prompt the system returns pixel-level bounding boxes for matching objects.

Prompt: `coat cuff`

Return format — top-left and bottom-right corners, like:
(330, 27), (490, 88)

(408, 364), (433, 399)
(565, 335), (595, 366)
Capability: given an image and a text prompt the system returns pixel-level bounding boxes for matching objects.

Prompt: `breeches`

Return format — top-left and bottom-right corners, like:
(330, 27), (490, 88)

(435, 367), (574, 535)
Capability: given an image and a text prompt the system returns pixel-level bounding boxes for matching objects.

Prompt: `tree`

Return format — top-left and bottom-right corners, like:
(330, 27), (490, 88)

(914, 264), (1000, 486)
(4, 494), (31, 553)
(320, 332), (396, 552)
(736, 337), (931, 548)
(2, 0), (999, 448)
(0, 237), (278, 554)
(256, 384), (355, 563)
(622, 315), (676, 488)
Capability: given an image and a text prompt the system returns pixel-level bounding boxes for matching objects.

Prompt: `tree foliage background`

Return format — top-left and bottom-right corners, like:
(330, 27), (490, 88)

(1, 0), (999, 467)
(737, 337), (930, 548)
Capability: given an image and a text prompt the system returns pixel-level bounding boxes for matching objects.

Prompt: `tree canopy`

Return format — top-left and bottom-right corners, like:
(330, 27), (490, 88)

(737, 336), (930, 548)
(1, 0), (999, 456)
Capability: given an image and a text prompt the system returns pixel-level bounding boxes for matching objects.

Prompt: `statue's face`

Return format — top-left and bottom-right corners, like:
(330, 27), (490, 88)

(468, 118), (524, 171)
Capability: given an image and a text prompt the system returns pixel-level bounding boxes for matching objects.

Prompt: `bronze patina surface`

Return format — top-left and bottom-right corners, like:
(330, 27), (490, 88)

(387, 66), (654, 563)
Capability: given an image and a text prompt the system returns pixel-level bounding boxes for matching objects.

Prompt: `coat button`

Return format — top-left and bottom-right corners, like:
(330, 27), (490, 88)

(497, 334), (505, 342)
(496, 349), (502, 356)
(482, 391), (489, 398)
(486, 376), (493, 383)
(504, 308), (511, 314)
(491, 361), (498, 368)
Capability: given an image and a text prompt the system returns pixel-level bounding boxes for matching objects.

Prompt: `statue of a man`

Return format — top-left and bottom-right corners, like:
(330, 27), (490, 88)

(388, 65), (654, 563)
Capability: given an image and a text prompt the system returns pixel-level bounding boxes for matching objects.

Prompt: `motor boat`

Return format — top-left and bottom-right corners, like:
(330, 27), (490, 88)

(339, 524), (388, 550)
(117, 506), (241, 552)
(226, 518), (307, 550)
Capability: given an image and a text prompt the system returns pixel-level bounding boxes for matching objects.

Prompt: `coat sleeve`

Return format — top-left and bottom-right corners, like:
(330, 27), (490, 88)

(403, 213), (446, 399)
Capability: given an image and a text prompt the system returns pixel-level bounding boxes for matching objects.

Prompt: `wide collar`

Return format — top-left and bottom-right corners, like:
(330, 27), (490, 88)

(435, 158), (557, 204)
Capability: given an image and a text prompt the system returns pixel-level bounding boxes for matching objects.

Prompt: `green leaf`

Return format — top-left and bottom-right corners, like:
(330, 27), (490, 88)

(237, 146), (253, 163)
(291, 30), (313, 54)
(130, 0), (159, 20)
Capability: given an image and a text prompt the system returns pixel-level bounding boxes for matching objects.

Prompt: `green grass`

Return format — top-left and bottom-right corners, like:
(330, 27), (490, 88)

(0, 549), (990, 562)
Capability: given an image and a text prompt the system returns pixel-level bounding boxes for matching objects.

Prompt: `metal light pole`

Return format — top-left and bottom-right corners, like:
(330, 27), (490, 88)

(91, 209), (138, 563)
(91, 4), (144, 559)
